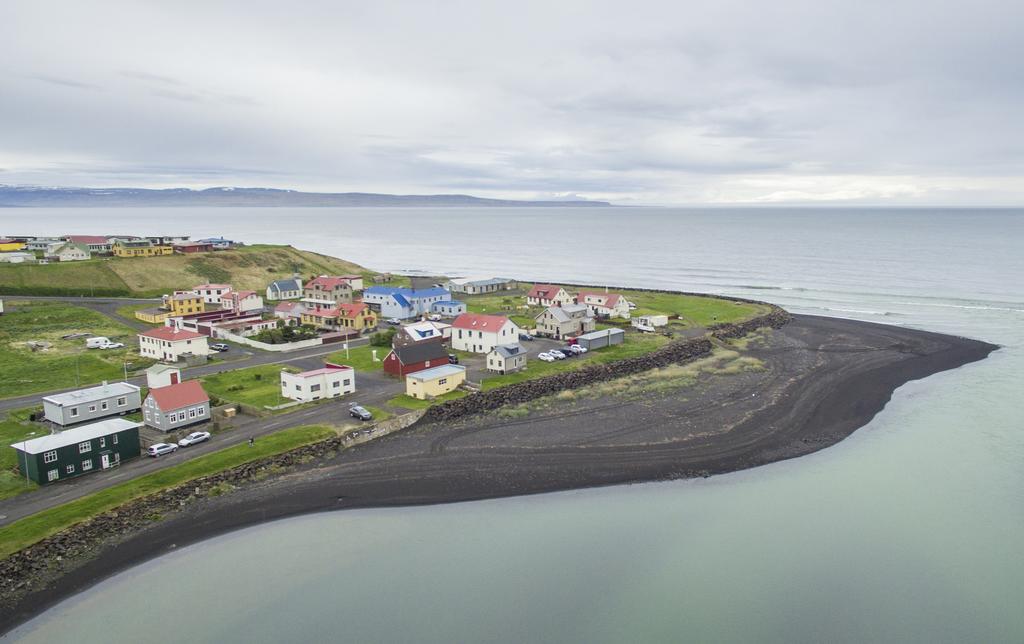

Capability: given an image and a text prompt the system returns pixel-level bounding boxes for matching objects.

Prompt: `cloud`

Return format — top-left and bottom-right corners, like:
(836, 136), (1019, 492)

(0, 0), (1021, 204)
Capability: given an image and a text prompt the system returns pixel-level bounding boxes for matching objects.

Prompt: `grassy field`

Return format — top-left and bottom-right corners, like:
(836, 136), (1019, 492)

(387, 390), (467, 410)
(0, 301), (155, 399)
(481, 333), (671, 390)
(325, 344), (387, 372)
(0, 424), (338, 559)
(0, 245), (371, 297)
(462, 291), (537, 328)
(0, 407), (43, 500)
(200, 364), (299, 409)
(115, 302), (160, 324)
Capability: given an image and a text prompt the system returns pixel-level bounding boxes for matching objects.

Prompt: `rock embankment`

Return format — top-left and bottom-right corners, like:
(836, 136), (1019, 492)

(422, 306), (791, 424)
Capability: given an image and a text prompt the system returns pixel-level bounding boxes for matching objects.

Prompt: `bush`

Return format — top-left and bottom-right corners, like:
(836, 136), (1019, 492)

(370, 328), (396, 347)
(252, 323), (319, 345)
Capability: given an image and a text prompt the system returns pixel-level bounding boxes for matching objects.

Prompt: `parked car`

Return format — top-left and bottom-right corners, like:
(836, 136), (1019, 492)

(147, 443), (178, 457)
(349, 404), (373, 421)
(385, 318), (401, 325)
(177, 431), (211, 447)
(568, 344), (587, 355)
(518, 333), (535, 341)
(448, 354), (459, 364)
(210, 343), (230, 352)
(429, 314), (442, 321)
(538, 352), (555, 362)
(85, 337), (112, 349)
(548, 349), (567, 360)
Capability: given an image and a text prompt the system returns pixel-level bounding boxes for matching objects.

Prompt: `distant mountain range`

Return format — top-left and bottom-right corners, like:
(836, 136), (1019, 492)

(0, 185), (611, 207)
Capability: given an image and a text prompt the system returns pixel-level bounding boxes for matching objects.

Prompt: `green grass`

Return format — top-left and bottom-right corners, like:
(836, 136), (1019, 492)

(481, 333), (671, 391)
(0, 407), (43, 500)
(0, 260), (132, 296)
(387, 390), (467, 410)
(361, 405), (393, 422)
(115, 302), (160, 324)
(0, 424), (337, 559)
(614, 289), (768, 327)
(325, 344), (386, 372)
(200, 364), (299, 409)
(0, 301), (155, 399)
(462, 290), (538, 328)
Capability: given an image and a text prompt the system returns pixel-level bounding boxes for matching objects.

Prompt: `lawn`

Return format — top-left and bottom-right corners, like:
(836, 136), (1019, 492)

(0, 301), (155, 399)
(115, 302), (160, 325)
(200, 364), (298, 409)
(326, 344), (387, 372)
(387, 390), (467, 410)
(481, 333), (671, 390)
(0, 407), (43, 500)
(462, 290), (540, 328)
(0, 424), (337, 559)
(0, 260), (131, 297)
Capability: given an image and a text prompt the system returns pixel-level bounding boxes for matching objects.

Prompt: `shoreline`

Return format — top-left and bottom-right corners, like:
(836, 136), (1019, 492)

(0, 314), (999, 635)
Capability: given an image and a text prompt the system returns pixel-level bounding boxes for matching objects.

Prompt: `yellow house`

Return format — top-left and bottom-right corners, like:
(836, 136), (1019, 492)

(135, 308), (171, 324)
(112, 239), (174, 257)
(166, 292), (206, 316)
(405, 364), (466, 400)
(301, 302), (377, 331)
(0, 239), (27, 252)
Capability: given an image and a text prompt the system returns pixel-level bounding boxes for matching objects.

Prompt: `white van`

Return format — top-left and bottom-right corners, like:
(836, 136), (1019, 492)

(85, 337), (111, 349)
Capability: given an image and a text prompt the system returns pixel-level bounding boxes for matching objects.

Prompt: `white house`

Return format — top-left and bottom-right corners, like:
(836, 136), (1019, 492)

(280, 363), (355, 402)
(138, 327), (210, 362)
(221, 290), (264, 313)
(0, 252), (35, 264)
(273, 301), (306, 321)
(526, 284), (573, 307)
(145, 364), (182, 389)
(266, 277), (303, 301)
(46, 242), (91, 262)
(577, 291), (631, 318)
(486, 344), (528, 374)
(446, 277), (516, 295)
(192, 283), (232, 304)
(450, 313), (522, 354)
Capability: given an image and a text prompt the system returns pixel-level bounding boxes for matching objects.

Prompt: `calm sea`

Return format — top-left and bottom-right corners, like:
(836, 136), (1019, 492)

(3, 207), (1023, 643)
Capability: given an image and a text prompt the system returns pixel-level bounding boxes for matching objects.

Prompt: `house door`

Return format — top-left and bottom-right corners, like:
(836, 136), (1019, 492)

(170, 372), (179, 384)
(101, 453), (111, 469)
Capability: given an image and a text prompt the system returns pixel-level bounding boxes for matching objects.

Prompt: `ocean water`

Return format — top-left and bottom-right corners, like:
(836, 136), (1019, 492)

(3, 207), (1023, 643)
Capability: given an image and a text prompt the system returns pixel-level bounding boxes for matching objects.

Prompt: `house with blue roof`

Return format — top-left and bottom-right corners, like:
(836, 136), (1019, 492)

(364, 286), (451, 319)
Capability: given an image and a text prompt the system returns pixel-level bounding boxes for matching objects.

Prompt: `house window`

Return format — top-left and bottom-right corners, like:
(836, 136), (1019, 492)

(438, 378), (447, 385)
(79, 441), (92, 454)
(66, 464), (75, 474)
(48, 469), (59, 482)
(295, 385), (302, 391)
(169, 413), (177, 423)
(311, 384), (321, 392)
(189, 408), (197, 419)
(113, 434), (118, 444)
(144, 410), (151, 421)
(343, 379), (351, 386)
(101, 401), (108, 411)
(100, 437), (106, 448)
(88, 405), (96, 413)
(82, 459), (93, 471)
(70, 407), (79, 417)
(43, 450), (57, 464)
(333, 381), (340, 388)
(118, 396), (127, 407)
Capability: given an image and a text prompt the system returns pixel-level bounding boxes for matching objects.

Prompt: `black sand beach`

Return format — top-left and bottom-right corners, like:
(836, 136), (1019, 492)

(0, 314), (998, 635)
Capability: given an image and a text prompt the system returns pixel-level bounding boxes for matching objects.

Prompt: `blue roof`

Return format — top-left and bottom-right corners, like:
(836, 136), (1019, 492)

(391, 293), (411, 308)
(366, 286), (449, 300)
(412, 287), (450, 298)
(434, 300), (464, 306)
(364, 286), (403, 296)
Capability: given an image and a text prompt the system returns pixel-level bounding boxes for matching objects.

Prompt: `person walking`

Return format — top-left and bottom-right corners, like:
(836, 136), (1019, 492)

(248, 437), (255, 448)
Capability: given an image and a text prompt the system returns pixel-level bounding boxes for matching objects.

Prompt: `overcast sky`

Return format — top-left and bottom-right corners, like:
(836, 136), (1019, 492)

(1, 1), (1022, 205)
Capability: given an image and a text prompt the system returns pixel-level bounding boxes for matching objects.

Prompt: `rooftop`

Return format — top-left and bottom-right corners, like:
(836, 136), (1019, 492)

(291, 362), (353, 378)
(148, 380), (209, 411)
(405, 364), (466, 381)
(138, 327), (205, 342)
(13, 418), (141, 455)
(42, 382), (140, 406)
(452, 312), (512, 331)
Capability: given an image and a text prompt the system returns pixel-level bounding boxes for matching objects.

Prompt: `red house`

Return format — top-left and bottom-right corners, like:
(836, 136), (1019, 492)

(173, 241), (214, 254)
(382, 342), (449, 378)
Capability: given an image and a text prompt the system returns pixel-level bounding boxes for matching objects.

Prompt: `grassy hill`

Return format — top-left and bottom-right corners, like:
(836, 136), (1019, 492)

(0, 245), (371, 297)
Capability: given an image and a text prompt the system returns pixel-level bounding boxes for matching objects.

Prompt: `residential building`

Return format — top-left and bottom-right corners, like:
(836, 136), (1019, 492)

(145, 364), (182, 389)
(0, 252), (35, 264)
(577, 291), (631, 318)
(363, 287), (451, 320)
(46, 241), (91, 262)
(575, 328), (626, 351)
(383, 343), (450, 378)
(273, 301), (306, 321)
(280, 363), (355, 402)
(430, 300), (467, 317)
(535, 304), (596, 339)
(42, 382), (142, 426)
(173, 241), (214, 253)
(266, 277), (303, 301)
(632, 314), (669, 331)
(134, 307), (171, 324)
(405, 364), (466, 400)
(138, 326), (210, 361)
(0, 239), (27, 252)
(143, 380), (211, 432)
(393, 320), (451, 348)
(197, 237), (236, 250)
(300, 302), (376, 332)
(526, 284), (573, 307)
(209, 315), (280, 338)
(163, 292), (206, 316)
(302, 275), (355, 310)
(112, 239), (174, 257)
(24, 237), (63, 252)
(221, 290), (264, 313)
(11, 418), (141, 485)
(66, 235), (114, 254)
(450, 313), (522, 353)
(192, 283), (233, 305)
(446, 277), (517, 295)
(487, 344), (527, 374)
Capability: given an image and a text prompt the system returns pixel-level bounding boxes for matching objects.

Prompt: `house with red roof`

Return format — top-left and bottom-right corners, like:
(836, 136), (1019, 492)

(450, 313), (522, 353)
(526, 284), (573, 307)
(577, 291), (631, 318)
(280, 363), (356, 402)
(221, 290), (264, 313)
(300, 301), (377, 332)
(382, 342), (450, 378)
(143, 380), (210, 431)
(138, 326), (210, 362)
(302, 275), (355, 310)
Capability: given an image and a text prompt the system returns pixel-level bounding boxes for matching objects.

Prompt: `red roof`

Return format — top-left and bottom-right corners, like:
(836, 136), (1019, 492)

(578, 291), (623, 307)
(452, 312), (512, 331)
(275, 301), (302, 312)
(148, 380), (209, 411)
(307, 276), (354, 290)
(227, 290), (257, 300)
(527, 284), (565, 299)
(139, 327), (204, 342)
(304, 308), (339, 318)
(337, 302), (370, 318)
(66, 235), (109, 244)
(194, 283), (232, 290)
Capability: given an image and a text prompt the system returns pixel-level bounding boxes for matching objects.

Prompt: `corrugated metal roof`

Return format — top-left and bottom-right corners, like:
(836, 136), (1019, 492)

(43, 382), (141, 407)
(12, 418), (140, 455)
(405, 364), (466, 381)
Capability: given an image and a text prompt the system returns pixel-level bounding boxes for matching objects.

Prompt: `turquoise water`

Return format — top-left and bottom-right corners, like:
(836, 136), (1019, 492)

(4, 207), (1023, 642)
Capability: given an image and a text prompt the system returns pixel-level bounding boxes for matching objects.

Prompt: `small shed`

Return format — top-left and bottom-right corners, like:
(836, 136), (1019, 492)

(575, 328), (626, 351)
(487, 344), (527, 374)
(146, 364), (182, 389)
(405, 364), (466, 400)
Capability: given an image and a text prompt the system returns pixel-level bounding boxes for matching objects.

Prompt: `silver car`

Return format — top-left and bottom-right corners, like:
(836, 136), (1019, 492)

(147, 443), (178, 457)
(178, 431), (211, 447)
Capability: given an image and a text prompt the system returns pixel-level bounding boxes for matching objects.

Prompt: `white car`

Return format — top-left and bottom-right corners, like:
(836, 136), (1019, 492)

(548, 350), (567, 360)
(538, 352), (556, 362)
(147, 443), (178, 457)
(428, 314), (442, 321)
(99, 342), (125, 349)
(386, 318), (402, 325)
(178, 431), (211, 447)
(568, 345), (587, 355)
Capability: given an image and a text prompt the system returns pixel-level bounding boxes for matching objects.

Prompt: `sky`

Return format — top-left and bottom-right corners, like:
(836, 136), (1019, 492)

(1, 0), (1022, 205)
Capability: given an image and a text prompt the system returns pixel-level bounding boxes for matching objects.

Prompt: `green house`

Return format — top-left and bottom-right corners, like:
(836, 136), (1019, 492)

(10, 418), (141, 485)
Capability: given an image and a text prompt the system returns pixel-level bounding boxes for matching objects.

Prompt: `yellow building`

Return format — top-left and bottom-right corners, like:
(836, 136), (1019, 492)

(166, 293), (206, 316)
(112, 239), (174, 257)
(301, 302), (377, 331)
(0, 239), (27, 252)
(135, 308), (171, 324)
(405, 364), (466, 400)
